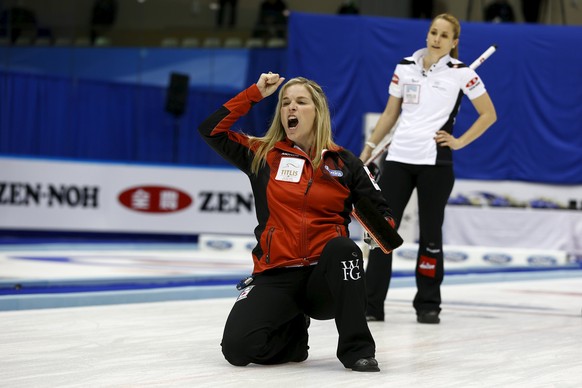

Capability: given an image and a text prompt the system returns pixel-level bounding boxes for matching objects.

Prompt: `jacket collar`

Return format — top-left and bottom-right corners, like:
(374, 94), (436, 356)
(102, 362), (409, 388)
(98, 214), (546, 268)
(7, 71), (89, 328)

(275, 138), (342, 158)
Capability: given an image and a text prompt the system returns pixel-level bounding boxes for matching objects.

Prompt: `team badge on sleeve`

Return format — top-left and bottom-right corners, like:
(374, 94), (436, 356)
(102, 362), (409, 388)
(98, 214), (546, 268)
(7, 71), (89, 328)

(391, 74), (400, 85)
(466, 76), (480, 89)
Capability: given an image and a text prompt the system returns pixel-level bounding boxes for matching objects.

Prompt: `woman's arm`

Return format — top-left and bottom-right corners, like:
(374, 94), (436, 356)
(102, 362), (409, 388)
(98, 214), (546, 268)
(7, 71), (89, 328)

(434, 91), (497, 150)
(359, 95), (402, 162)
(197, 72), (285, 173)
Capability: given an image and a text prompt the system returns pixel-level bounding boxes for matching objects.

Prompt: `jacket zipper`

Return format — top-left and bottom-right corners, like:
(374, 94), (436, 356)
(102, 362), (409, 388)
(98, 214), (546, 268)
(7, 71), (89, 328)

(265, 227), (275, 264)
(304, 178), (313, 195)
(300, 174), (313, 260)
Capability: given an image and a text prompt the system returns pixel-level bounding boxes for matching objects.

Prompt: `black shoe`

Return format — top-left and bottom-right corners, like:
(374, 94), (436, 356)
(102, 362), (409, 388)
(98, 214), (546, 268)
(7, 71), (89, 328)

(365, 315), (384, 322)
(293, 346), (309, 362)
(350, 357), (380, 372)
(417, 310), (440, 324)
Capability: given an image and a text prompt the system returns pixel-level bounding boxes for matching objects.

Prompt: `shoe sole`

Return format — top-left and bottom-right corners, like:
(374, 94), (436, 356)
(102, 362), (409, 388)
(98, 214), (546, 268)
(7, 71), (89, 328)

(352, 365), (381, 372)
(417, 316), (440, 324)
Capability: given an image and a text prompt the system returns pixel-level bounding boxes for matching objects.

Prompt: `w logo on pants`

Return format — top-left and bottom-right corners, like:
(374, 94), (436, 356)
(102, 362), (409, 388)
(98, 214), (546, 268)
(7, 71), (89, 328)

(341, 260), (361, 281)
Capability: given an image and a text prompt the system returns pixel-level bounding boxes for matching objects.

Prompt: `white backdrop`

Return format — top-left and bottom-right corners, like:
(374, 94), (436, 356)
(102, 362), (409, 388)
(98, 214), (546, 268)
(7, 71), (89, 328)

(0, 157), (256, 235)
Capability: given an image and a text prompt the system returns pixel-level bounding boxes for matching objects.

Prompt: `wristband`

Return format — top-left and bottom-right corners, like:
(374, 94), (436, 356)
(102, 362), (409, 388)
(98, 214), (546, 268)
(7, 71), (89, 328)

(365, 141), (377, 149)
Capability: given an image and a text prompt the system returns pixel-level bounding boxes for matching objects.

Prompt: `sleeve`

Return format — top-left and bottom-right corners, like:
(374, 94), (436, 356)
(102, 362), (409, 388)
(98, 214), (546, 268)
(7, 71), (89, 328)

(343, 150), (394, 221)
(388, 64), (403, 99)
(460, 67), (487, 100)
(197, 84), (264, 174)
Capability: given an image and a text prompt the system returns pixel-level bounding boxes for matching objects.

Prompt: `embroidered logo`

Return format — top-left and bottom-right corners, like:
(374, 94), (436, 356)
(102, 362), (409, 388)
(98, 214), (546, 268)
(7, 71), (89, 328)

(324, 165), (344, 177)
(341, 260), (361, 281)
(391, 73), (399, 85)
(236, 285), (254, 302)
(418, 255), (437, 278)
(466, 76), (480, 89)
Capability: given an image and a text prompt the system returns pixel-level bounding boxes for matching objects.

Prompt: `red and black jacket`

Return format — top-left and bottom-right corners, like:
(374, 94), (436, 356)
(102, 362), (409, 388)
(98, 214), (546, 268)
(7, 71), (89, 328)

(198, 84), (393, 274)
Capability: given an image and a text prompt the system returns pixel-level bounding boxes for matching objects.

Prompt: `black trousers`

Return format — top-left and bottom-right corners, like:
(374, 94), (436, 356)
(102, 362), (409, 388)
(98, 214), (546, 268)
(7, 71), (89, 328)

(221, 237), (375, 368)
(365, 161), (454, 319)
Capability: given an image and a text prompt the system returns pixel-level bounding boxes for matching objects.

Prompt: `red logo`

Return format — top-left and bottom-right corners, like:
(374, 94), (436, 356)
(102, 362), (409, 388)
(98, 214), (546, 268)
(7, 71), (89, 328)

(466, 77), (479, 88)
(391, 73), (399, 85)
(418, 255), (437, 278)
(118, 185), (192, 213)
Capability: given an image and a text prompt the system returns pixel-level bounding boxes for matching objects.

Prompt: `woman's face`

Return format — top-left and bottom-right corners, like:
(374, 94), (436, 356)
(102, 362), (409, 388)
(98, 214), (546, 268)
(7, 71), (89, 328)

(426, 18), (458, 57)
(280, 84), (316, 152)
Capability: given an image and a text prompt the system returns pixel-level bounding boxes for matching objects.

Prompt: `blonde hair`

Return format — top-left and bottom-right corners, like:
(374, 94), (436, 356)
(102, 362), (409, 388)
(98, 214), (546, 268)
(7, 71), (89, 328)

(248, 77), (338, 175)
(431, 13), (461, 59)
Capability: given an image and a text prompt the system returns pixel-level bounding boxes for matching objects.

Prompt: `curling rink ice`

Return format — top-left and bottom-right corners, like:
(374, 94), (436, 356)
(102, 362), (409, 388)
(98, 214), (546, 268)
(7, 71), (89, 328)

(1, 241), (582, 387)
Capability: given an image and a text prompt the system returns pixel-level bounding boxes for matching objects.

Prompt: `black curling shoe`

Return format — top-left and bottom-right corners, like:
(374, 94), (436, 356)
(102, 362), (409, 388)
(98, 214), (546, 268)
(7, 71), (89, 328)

(350, 357), (380, 372)
(417, 311), (440, 324)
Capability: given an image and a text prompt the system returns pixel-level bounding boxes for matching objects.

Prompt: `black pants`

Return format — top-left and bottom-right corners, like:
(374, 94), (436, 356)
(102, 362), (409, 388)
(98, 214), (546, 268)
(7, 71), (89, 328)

(221, 237), (375, 368)
(365, 161), (454, 319)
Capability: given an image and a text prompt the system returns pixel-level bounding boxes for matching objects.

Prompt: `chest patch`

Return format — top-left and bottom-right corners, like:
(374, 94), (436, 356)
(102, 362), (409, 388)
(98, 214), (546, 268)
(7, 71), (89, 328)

(403, 84), (420, 104)
(275, 157), (305, 183)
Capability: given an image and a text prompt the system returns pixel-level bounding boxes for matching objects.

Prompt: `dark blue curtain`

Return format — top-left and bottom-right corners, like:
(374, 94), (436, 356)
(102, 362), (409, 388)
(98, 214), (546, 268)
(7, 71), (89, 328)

(1, 72), (165, 162)
(0, 72), (265, 166)
(0, 47), (287, 168)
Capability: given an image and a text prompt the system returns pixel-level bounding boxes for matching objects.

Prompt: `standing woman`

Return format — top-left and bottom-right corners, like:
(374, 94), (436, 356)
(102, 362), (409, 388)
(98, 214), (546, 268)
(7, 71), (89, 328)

(198, 72), (398, 371)
(360, 14), (496, 324)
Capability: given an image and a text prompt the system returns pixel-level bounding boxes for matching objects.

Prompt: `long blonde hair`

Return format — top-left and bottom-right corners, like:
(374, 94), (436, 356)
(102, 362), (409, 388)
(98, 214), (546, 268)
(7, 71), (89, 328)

(248, 77), (338, 175)
(431, 13), (461, 59)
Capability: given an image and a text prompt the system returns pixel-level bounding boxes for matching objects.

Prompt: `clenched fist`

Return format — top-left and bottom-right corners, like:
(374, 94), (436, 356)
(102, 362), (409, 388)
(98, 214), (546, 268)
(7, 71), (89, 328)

(256, 72), (285, 98)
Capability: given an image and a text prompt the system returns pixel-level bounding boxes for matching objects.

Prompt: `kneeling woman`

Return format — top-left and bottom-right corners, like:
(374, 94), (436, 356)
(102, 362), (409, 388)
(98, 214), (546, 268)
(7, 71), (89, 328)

(198, 72), (396, 372)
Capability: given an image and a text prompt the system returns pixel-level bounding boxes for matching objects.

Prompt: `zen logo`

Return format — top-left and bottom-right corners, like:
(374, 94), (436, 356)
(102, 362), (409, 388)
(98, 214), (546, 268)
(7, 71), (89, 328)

(198, 191), (253, 213)
(341, 260), (361, 281)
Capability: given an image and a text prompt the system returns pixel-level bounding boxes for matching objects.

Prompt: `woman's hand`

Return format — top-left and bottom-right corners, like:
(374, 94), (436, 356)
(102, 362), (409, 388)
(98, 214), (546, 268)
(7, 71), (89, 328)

(256, 72), (285, 98)
(359, 147), (372, 163)
(434, 130), (463, 150)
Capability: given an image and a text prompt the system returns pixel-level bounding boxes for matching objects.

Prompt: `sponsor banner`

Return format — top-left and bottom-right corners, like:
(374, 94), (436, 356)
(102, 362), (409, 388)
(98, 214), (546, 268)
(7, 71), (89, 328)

(199, 234), (257, 252)
(0, 157), (257, 234)
(444, 206), (582, 256)
(449, 179), (582, 209)
(391, 243), (568, 271)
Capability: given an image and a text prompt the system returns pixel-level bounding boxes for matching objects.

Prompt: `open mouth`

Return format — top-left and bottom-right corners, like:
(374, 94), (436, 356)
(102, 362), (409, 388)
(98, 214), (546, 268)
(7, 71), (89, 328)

(288, 117), (299, 129)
